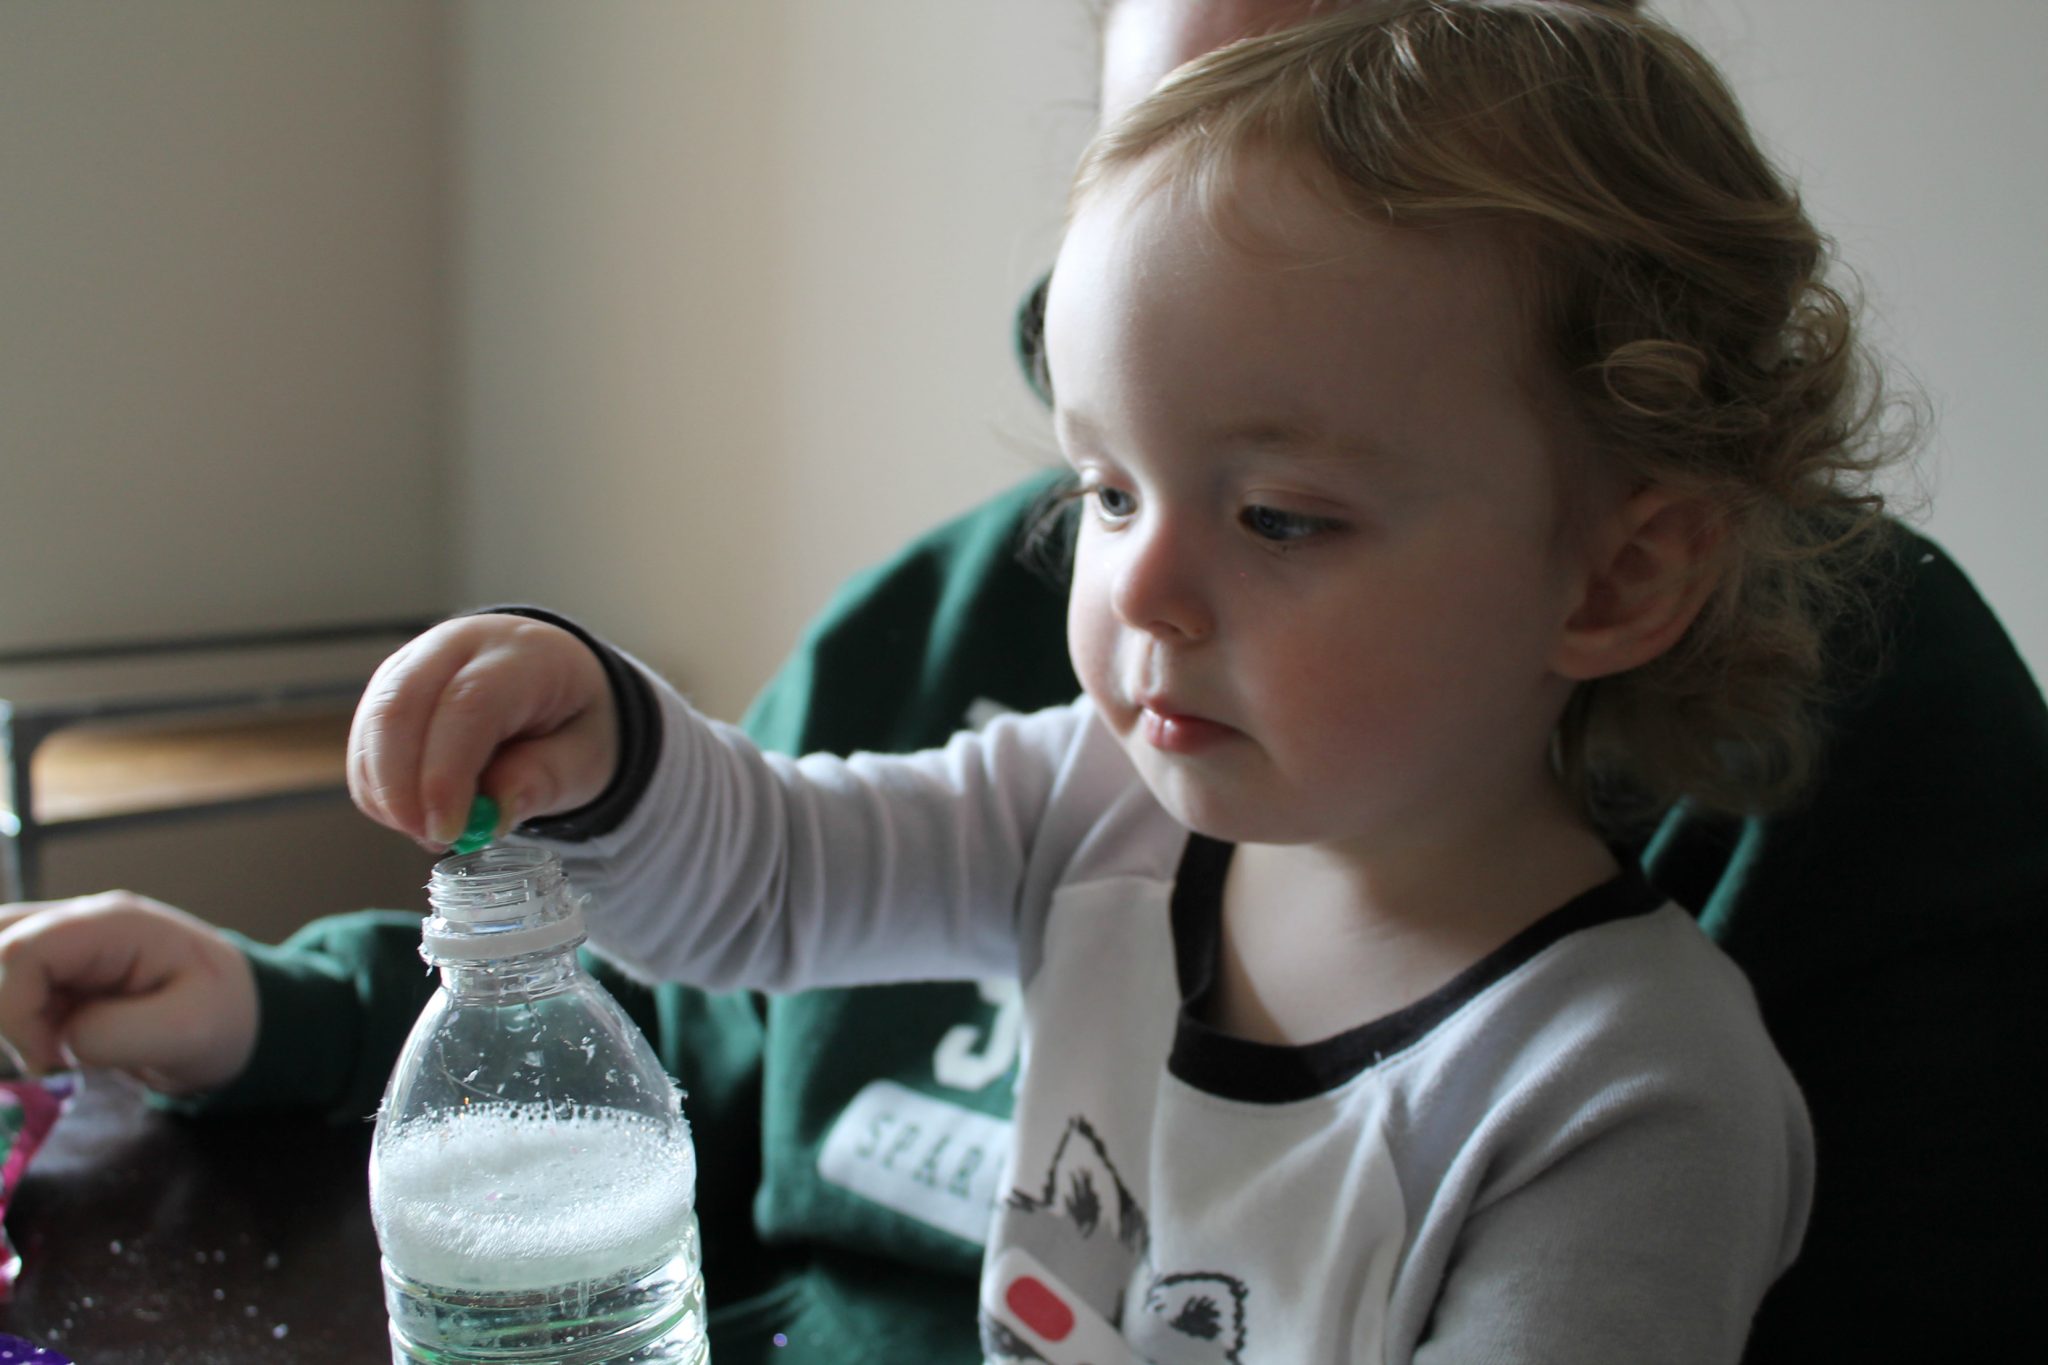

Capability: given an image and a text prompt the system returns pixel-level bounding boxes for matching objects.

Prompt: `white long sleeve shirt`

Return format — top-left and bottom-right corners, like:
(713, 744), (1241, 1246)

(546, 684), (1812, 1364)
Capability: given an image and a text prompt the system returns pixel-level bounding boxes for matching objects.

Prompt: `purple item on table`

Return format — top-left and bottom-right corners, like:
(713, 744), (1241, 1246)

(2, 1075), (79, 1302)
(0, 1332), (74, 1360)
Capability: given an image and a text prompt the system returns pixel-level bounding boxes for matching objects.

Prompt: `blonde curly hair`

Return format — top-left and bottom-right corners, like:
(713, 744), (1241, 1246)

(1067, 0), (1915, 827)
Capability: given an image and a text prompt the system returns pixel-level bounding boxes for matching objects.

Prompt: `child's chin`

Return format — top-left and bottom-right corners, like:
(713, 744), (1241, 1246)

(1136, 770), (1288, 847)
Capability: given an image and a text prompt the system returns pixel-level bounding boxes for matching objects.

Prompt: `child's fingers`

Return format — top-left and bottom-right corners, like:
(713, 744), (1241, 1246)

(412, 654), (556, 847)
(1, 904), (80, 1071)
(0, 952), (66, 1077)
(350, 638), (451, 843)
(0, 898), (72, 935)
(0, 893), (256, 1091)
(348, 615), (619, 848)
(415, 619), (618, 837)
(474, 703), (615, 831)
(350, 616), (609, 847)
(0, 899), (118, 1073)
(63, 972), (257, 1094)
(350, 622), (494, 845)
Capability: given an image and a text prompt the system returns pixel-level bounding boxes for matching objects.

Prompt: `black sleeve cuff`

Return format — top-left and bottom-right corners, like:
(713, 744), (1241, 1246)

(464, 605), (665, 842)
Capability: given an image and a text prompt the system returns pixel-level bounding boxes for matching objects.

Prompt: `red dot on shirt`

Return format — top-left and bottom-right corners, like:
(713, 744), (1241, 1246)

(1005, 1275), (1075, 1342)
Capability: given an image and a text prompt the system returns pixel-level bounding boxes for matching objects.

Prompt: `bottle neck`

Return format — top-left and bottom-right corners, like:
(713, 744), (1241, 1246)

(423, 845), (587, 971)
(437, 949), (583, 1003)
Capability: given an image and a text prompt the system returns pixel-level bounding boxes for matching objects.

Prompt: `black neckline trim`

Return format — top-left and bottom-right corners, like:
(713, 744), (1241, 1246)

(1165, 835), (1665, 1105)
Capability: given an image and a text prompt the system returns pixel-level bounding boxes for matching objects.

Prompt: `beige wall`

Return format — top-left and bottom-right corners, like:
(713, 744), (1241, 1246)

(1664, 0), (2048, 691)
(0, 0), (452, 652)
(448, 0), (1098, 721)
(1, 1), (453, 926)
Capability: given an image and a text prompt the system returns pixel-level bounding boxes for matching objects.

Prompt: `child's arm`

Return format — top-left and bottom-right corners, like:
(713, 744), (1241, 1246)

(0, 891), (259, 1093)
(541, 678), (1090, 993)
(350, 612), (1096, 996)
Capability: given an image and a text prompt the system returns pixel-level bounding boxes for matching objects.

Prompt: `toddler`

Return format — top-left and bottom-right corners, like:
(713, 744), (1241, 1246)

(4, 4), (1911, 1359)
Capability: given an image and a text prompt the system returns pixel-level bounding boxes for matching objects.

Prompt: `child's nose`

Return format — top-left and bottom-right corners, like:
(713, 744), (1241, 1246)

(1110, 518), (1214, 643)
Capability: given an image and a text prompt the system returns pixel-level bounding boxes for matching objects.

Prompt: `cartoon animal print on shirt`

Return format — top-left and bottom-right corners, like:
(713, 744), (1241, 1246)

(1128, 1273), (1249, 1365)
(1002, 1115), (1148, 1329)
(982, 1115), (1250, 1364)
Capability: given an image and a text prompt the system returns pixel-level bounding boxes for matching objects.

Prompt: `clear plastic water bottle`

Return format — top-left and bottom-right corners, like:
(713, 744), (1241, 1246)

(369, 845), (707, 1364)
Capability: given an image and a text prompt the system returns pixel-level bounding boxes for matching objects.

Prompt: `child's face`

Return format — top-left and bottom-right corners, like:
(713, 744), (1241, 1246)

(1045, 160), (1607, 857)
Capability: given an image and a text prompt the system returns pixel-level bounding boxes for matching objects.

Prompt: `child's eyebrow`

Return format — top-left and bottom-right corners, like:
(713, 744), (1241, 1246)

(1056, 410), (1393, 469)
(1217, 419), (1379, 463)
(1209, 418), (1415, 482)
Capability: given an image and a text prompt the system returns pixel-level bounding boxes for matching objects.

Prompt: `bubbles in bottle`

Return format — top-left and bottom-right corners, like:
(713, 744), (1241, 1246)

(372, 1104), (696, 1292)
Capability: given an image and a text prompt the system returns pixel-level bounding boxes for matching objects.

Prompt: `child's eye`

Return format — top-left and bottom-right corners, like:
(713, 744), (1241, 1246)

(1093, 486), (1137, 521)
(1241, 505), (1336, 543)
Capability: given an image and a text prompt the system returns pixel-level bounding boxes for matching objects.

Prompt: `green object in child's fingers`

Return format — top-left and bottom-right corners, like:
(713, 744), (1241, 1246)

(450, 795), (500, 855)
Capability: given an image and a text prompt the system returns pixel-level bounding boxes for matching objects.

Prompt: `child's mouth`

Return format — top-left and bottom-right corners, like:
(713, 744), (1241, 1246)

(1139, 706), (1234, 754)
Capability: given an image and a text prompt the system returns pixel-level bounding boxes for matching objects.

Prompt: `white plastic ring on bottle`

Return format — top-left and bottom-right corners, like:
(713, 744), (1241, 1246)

(420, 912), (587, 963)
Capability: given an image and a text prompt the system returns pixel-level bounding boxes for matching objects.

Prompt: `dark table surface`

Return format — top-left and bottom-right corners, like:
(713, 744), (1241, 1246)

(2, 1072), (389, 1362)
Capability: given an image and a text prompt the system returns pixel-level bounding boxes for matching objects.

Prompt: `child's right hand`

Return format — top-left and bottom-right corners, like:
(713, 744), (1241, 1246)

(348, 614), (619, 850)
(0, 891), (259, 1094)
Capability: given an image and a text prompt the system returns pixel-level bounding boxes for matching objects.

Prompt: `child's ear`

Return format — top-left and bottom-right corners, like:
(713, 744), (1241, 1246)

(1552, 489), (1724, 682)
